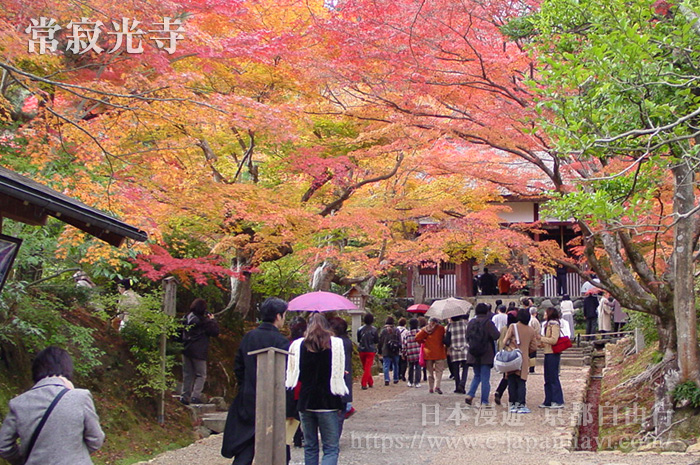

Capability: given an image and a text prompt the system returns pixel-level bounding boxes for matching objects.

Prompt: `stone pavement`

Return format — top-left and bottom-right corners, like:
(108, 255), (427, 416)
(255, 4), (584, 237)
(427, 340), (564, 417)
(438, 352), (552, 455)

(138, 367), (699, 465)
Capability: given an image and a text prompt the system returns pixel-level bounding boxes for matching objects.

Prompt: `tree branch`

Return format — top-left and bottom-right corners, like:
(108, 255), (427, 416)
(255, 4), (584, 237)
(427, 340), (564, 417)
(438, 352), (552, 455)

(318, 153), (404, 216)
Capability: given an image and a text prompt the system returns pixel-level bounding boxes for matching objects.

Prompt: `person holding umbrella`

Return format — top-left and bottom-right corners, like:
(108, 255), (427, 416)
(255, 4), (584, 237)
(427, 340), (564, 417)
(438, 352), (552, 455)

(285, 313), (348, 465)
(415, 317), (447, 394)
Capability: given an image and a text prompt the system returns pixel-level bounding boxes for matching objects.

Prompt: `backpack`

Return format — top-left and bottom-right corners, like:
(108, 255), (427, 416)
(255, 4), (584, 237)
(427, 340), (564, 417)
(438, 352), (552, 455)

(386, 328), (401, 354)
(180, 314), (197, 344)
(467, 319), (489, 357)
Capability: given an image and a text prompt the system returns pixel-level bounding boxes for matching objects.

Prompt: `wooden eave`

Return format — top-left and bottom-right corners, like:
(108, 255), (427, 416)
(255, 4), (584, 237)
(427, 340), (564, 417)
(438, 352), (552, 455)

(0, 166), (147, 247)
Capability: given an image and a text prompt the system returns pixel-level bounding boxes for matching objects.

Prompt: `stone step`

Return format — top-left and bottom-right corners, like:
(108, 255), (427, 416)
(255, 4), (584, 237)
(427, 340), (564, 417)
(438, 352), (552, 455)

(187, 403), (219, 415)
(560, 358), (585, 367)
(201, 412), (227, 434)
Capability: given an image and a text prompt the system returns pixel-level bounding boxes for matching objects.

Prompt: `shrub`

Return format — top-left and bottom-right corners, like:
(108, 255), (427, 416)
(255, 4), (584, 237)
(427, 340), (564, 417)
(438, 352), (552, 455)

(96, 290), (180, 394)
(672, 381), (700, 408)
(627, 311), (659, 344)
(0, 283), (104, 378)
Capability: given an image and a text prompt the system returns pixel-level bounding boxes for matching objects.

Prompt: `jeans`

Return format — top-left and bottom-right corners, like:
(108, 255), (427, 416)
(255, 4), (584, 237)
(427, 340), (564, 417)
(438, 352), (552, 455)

(408, 361), (421, 385)
(467, 364), (491, 404)
(300, 410), (340, 465)
(382, 355), (399, 382)
(507, 374), (527, 406)
(359, 352), (375, 388)
(452, 360), (469, 392)
(399, 356), (407, 381)
(337, 403), (352, 438)
(182, 355), (207, 401)
(544, 353), (564, 405)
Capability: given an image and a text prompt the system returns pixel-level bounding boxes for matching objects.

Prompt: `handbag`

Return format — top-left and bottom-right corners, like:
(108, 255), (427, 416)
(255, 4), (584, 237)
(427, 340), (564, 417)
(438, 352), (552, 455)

(494, 324), (523, 373)
(547, 321), (573, 353)
(552, 336), (573, 353)
(418, 344), (426, 367)
(24, 387), (70, 463)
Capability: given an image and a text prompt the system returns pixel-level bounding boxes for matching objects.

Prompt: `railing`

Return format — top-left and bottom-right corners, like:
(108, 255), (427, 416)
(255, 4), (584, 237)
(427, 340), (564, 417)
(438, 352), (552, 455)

(575, 328), (645, 353)
(418, 270), (589, 299)
(419, 274), (456, 299)
(542, 272), (585, 297)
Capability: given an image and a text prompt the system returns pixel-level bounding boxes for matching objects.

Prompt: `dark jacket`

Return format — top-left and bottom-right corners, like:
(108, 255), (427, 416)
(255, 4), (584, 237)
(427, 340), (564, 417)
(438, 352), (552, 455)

(583, 295), (599, 319)
(479, 272), (499, 295)
(378, 324), (400, 357)
(297, 343), (343, 412)
(182, 312), (220, 360)
(221, 322), (289, 459)
(464, 315), (501, 367)
(357, 324), (379, 353)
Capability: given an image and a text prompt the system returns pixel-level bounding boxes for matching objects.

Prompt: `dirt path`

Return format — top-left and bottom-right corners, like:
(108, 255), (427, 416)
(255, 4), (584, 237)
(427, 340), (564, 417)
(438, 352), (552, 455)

(138, 368), (698, 465)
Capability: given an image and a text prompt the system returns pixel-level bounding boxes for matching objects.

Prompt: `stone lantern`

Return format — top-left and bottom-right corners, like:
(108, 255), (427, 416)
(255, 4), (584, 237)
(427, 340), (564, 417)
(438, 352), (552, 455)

(345, 285), (370, 343)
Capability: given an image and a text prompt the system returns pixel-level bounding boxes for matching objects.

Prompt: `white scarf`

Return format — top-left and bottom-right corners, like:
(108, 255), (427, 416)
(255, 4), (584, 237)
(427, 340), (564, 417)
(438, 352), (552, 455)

(285, 336), (349, 396)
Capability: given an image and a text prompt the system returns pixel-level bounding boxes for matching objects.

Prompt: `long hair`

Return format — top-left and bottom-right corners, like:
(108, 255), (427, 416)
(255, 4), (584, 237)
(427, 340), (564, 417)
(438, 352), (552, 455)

(304, 313), (334, 352)
(545, 307), (560, 321)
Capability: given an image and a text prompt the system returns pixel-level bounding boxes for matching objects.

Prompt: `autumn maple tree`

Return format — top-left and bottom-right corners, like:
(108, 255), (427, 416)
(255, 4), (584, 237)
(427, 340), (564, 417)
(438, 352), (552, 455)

(274, 2), (700, 429)
(529, 0), (700, 394)
(0, 0), (557, 317)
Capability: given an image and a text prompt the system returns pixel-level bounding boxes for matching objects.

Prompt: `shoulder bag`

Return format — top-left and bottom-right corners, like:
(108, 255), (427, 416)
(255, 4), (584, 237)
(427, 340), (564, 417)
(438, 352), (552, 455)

(23, 387), (70, 464)
(550, 322), (573, 353)
(494, 324), (523, 373)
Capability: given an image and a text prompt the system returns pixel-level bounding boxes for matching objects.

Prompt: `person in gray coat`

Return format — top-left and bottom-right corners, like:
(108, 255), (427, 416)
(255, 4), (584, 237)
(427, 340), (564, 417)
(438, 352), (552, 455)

(0, 346), (105, 465)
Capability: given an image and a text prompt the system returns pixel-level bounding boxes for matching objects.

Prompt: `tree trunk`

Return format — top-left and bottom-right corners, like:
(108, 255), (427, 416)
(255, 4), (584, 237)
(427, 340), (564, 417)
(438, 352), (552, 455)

(310, 260), (336, 291)
(671, 160), (700, 381)
(233, 278), (252, 318)
(411, 266), (425, 304)
(227, 255), (253, 317)
(655, 309), (677, 357)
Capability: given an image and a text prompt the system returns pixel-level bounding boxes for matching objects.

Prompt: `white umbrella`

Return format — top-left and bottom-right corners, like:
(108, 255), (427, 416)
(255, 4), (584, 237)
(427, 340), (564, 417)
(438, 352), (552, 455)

(425, 297), (473, 321)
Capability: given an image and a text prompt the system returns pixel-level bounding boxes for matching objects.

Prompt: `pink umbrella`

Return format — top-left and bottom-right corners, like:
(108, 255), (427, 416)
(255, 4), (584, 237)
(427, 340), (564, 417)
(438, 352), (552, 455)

(407, 304), (429, 314)
(287, 291), (358, 312)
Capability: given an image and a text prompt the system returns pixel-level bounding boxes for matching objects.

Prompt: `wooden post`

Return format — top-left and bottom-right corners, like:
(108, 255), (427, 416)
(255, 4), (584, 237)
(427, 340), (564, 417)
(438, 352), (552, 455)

(348, 309), (364, 344)
(249, 347), (289, 465)
(455, 262), (470, 298)
(158, 276), (177, 425)
(634, 327), (645, 354)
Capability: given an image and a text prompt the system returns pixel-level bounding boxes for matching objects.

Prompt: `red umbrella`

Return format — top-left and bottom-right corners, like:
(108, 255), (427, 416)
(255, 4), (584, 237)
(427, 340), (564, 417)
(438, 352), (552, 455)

(407, 304), (429, 314)
(287, 291), (358, 312)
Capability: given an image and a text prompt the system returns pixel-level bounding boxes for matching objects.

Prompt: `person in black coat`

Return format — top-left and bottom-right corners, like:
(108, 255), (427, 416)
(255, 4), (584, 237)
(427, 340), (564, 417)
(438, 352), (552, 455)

(583, 293), (600, 336)
(464, 303), (501, 406)
(478, 268), (499, 295)
(180, 298), (220, 405)
(221, 298), (289, 465)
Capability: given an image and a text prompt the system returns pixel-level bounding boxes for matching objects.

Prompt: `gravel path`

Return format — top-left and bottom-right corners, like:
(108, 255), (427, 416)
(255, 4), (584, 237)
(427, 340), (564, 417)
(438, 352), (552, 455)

(138, 368), (699, 465)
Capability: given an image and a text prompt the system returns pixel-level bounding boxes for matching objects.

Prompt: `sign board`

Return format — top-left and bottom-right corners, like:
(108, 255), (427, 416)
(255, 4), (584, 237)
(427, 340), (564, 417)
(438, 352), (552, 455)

(0, 234), (22, 293)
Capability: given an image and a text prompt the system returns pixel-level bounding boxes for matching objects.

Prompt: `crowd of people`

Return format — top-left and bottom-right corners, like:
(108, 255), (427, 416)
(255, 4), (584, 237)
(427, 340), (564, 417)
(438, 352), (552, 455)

(354, 297), (581, 415)
(0, 287), (630, 465)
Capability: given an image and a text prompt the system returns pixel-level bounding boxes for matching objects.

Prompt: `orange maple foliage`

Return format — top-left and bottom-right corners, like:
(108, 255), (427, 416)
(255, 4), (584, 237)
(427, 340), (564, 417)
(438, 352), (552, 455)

(0, 0), (559, 290)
